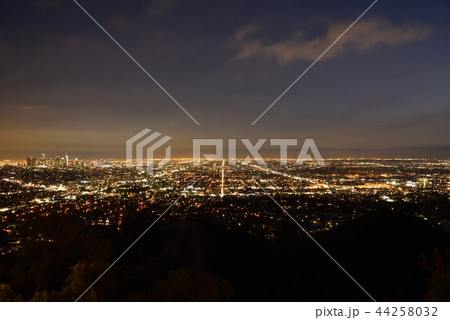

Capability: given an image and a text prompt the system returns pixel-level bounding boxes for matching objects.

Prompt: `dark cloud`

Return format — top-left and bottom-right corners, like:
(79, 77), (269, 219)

(231, 18), (433, 64)
(107, 13), (142, 32)
(31, 0), (64, 9)
(146, 0), (176, 17)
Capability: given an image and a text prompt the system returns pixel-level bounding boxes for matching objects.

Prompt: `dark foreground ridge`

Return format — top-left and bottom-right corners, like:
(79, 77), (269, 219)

(1, 210), (449, 301)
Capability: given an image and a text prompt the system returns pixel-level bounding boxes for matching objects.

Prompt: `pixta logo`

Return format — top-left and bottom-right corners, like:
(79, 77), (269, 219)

(126, 128), (172, 174)
(126, 129), (324, 173)
(193, 139), (324, 166)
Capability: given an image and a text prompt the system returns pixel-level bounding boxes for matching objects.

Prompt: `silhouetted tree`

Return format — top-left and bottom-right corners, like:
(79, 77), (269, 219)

(421, 248), (450, 301)
(58, 260), (121, 301)
(0, 283), (22, 301)
(150, 267), (233, 301)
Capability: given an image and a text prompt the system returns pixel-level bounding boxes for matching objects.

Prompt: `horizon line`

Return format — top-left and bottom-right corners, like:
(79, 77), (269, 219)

(2, 157), (449, 163)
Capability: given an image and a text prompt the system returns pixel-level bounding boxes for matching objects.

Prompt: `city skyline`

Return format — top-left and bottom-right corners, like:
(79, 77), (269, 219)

(4, 152), (450, 163)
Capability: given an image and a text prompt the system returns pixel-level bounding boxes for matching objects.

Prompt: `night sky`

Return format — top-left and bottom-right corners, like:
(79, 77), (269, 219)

(1, 0), (449, 159)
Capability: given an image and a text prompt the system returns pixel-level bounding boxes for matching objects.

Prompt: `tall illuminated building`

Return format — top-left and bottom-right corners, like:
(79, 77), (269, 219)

(26, 156), (36, 168)
(39, 153), (46, 166)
